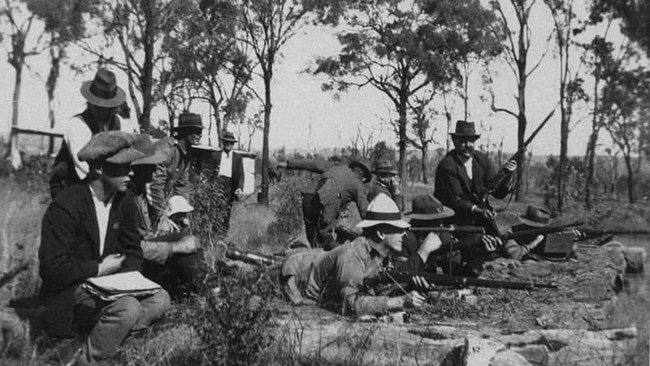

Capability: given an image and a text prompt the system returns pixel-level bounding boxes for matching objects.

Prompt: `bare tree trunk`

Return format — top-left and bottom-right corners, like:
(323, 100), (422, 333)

(584, 74), (600, 209)
(514, 15), (528, 202)
(47, 47), (63, 155)
(397, 96), (408, 187)
(623, 153), (635, 203)
(259, 70), (272, 205)
(421, 145), (429, 184)
(6, 65), (23, 161)
(139, 0), (154, 132)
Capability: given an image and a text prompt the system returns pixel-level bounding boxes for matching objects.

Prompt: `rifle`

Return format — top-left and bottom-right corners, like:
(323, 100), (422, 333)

(580, 228), (650, 237)
(225, 249), (281, 266)
(410, 226), (486, 235)
(365, 270), (558, 291)
(472, 110), (555, 212)
(501, 221), (584, 241)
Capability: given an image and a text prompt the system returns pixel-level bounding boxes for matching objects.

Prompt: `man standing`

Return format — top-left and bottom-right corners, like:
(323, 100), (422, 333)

(50, 68), (139, 199)
(149, 112), (203, 230)
(434, 121), (517, 235)
(367, 159), (403, 211)
(39, 131), (170, 365)
(205, 130), (245, 235)
(279, 158), (372, 250)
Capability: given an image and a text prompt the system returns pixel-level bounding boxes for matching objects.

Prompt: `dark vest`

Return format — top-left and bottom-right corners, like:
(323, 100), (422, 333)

(49, 110), (121, 199)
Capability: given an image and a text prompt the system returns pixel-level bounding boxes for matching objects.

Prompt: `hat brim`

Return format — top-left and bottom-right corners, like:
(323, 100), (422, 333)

(80, 81), (126, 108)
(220, 137), (237, 143)
(450, 133), (480, 140)
(105, 147), (146, 164)
(373, 169), (398, 175)
(517, 216), (553, 228)
(356, 218), (410, 229)
(349, 161), (372, 183)
(407, 206), (455, 220)
(132, 149), (168, 165)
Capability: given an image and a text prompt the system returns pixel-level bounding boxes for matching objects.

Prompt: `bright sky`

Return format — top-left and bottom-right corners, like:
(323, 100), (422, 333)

(0, 1), (636, 158)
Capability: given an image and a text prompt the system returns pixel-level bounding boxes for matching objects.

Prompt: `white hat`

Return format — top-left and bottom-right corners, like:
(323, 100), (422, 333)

(356, 193), (410, 229)
(166, 195), (194, 217)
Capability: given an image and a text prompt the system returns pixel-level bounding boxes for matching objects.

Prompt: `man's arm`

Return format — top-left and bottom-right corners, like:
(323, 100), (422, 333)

(286, 159), (330, 173)
(64, 119), (92, 180)
(149, 161), (170, 226)
(39, 203), (99, 287)
(171, 156), (192, 202)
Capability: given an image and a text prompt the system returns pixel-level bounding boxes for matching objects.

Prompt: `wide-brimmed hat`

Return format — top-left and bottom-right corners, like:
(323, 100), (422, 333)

(372, 159), (398, 175)
(220, 130), (237, 143)
(167, 195), (194, 216)
(349, 160), (372, 183)
(406, 194), (455, 221)
(78, 131), (145, 164)
(518, 205), (553, 227)
(356, 193), (410, 229)
(131, 134), (170, 166)
(174, 112), (204, 130)
(450, 120), (480, 140)
(80, 69), (126, 108)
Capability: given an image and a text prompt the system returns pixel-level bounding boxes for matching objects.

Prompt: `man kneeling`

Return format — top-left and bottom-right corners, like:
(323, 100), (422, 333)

(39, 131), (170, 365)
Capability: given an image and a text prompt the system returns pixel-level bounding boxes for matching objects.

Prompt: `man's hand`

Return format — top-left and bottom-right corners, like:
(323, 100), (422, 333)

(402, 290), (426, 308)
(526, 235), (545, 250)
(172, 235), (200, 255)
(98, 254), (125, 276)
(481, 235), (503, 252)
(157, 215), (180, 235)
(472, 206), (495, 220)
(388, 175), (401, 193)
(418, 233), (442, 258)
(504, 160), (517, 172)
(570, 228), (586, 240)
(412, 275), (435, 291)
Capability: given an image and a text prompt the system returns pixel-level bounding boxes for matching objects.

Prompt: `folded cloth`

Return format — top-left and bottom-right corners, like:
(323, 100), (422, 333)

(83, 271), (162, 301)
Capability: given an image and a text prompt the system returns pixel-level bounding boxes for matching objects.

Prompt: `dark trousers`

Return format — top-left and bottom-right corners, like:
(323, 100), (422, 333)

(301, 193), (337, 250)
(142, 252), (204, 297)
(215, 176), (234, 237)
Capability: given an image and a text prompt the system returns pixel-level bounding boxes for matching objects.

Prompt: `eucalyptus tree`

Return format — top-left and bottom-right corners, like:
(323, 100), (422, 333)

(0, 0), (47, 162)
(312, 0), (501, 182)
(26, 0), (91, 154)
(161, 0), (253, 145)
(87, 0), (186, 131)
(490, 0), (554, 200)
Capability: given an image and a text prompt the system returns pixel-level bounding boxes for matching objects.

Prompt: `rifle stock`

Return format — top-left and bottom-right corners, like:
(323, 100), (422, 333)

(225, 249), (280, 266)
(366, 271), (557, 291)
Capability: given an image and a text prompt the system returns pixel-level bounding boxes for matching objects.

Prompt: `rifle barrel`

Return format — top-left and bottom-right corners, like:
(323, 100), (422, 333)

(583, 229), (650, 236)
(500, 221), (584, 241)
(225, 249), (279, 266)
(410, 226), (486, 235)
(374, 271), (557, 291)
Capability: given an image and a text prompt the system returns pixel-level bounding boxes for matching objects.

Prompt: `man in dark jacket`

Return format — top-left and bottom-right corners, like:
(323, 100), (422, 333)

(434, 121), (517, 235)
(149, 112), (203, 231)
(279, 158), (371, 250)
(39, 131), (170, 365)
(367, 159), (404, 212)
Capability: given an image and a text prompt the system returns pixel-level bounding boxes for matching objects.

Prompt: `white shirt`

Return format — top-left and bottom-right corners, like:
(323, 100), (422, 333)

(89, 186), (114, 256)
(63, 114), (139, 179)
(218, 151), (233, 178)
(463, 156), (473, 181)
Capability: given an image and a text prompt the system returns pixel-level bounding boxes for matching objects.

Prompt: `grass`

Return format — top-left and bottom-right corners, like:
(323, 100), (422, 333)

(1, 168), (649, 365)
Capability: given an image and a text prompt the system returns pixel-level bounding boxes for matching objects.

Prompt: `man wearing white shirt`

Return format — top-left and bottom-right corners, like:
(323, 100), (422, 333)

(49, 68), (139, 199)
(39, 131), (170, 365)
(205, 130), (245, 235)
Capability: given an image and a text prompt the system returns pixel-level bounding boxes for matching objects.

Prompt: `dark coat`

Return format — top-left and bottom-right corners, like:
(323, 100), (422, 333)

(39, 184), (142, 337)
(288, 159), (369, 222)
(208, 150), (245, 202)
(149, 138), (193, 224)
(434, 150), (511, 227)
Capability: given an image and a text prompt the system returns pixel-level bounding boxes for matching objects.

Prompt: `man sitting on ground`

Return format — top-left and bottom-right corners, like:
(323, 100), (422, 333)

(39, 131), (170, 365)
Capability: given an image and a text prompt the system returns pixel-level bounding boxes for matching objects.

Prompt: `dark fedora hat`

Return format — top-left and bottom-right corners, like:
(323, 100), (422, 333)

(174, 112), (204, 130)
(407, 194), (454, 221)
(450, 120), (480, 140)
(80, 69), (127, 108)
(220, 130), (237, 143)
(518, 205), (553, 227)
(349, 160), (372, 183)
(372, 159), (398, 175)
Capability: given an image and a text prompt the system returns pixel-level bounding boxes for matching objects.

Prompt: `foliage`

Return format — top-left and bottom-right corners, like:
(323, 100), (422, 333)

(590, 0), (650, 55)
(194, 270), (279, 366)
(312, 0), (502, 181)
(267, 176), (306, 246)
